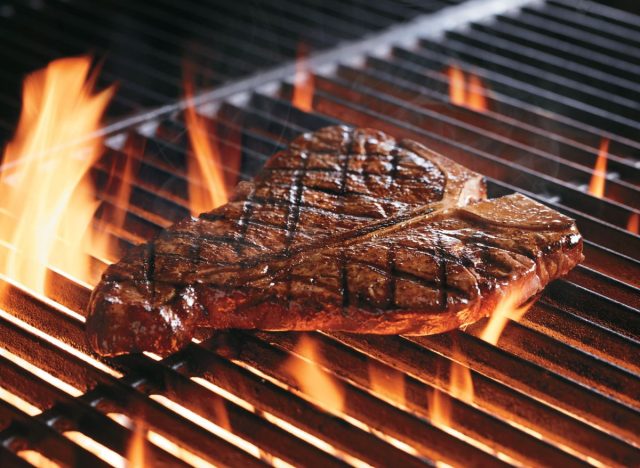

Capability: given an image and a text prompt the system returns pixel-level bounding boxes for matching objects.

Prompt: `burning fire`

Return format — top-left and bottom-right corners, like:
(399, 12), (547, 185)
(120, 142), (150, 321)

(480, 288), (535, 346)
(588, 138), (609, 198)
(0, 56), (114, 292)
(127, 418), (147, 467)
(292, 43), (314, 112)
(429, 289), (534, 428)
(428, 342), (474, 429)
(368, 363), (405, 408)
(447, 65), (488, 112)
(286, 334), (344, 414)
(183, 80), (228, 216)
(628, 213), (639, 234)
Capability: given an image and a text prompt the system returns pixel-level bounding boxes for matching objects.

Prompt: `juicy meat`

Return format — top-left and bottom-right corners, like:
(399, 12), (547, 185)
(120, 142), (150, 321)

(191, 193), (582, 335)
(85, 126), (580, 356)
(87, 126), (485, 355)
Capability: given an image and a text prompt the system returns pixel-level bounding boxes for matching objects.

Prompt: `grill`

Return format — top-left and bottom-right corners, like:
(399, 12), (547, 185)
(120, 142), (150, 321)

(1, 0), (639, 466)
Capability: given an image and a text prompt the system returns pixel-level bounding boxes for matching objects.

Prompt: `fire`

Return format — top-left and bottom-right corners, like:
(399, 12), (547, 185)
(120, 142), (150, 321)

(183, 80), (228, 216)
(466, 74), (488, 112)
(588, 138), (609, 198)
(447, 65), (488, 112)
(92, 139), (139, 265)
(286, 334), (344, 414)
(628, 213), (639, 234)
(428, 342), (473, 429)
(0, 56), (114, 292)
(292, 43), (314, 112)
(429, 288), (535, 428)
(368, 363), (405, 408)
(127, 418), (147, 467)
(480, 288), (535, 346)
(447, 65), (466, 106)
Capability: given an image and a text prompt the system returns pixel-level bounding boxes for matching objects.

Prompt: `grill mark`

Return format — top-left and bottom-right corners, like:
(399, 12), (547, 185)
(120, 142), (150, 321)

(145, 243), (156, 302)
(437, 234), (448, 311)
(284, 148), (312, 304)
(159, 230), (267, 252)
(266, 181), (414, 207)
(251, 195), (378, 220)
(388, 148), (400, 308)
(236, 194), (257, 255)
(340, 131), (354, 310)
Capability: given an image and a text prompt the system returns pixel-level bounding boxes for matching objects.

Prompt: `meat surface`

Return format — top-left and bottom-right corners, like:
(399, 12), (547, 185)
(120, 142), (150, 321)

(190, 193), (582, 335)
(86, 126), (581, 356)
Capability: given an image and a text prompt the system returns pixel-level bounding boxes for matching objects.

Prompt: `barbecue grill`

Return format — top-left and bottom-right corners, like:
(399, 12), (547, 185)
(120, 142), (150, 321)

(1, 0), (639, 466)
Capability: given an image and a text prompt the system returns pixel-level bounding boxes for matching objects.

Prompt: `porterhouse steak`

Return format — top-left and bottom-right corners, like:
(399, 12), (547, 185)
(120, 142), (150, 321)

(87, 126), (582, 356)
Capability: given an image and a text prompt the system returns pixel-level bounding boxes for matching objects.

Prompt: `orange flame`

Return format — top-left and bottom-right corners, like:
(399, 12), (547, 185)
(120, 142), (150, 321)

(286, 335), (344, 414)
(447, 65), (488, 112)
(127, 419), (147, 467)
(588, 138), (609, 198)
(428, 343), (474, 429)
(628, 213), (639, 235)
(368, 363), (405, 408)
(466, 74), (488, 112)
(293, 43), (314, 112)
(0, 56), (114, 291)
(480, 288), (535, 346)
(447, 65), (466, 107)
(91, 140), (139, 265)
(183, 81), (228, 216)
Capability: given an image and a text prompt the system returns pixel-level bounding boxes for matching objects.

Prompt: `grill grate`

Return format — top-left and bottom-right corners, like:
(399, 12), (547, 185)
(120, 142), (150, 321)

(1, 0), (640, 466)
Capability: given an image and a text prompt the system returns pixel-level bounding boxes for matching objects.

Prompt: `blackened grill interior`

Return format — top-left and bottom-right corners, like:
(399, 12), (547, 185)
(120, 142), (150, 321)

(0, 0), (639, 467)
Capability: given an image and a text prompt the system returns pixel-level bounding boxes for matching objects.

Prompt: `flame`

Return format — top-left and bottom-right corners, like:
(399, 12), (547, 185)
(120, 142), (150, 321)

(447, 65), (488, 112)
(480, 288), (535, 346)
(428, 342), (474, 429)
(127, 419), (147, 468)
(628, 213), (639, 234)
(588, 138), (609, 198)
(0, 56), (114, 292)
(447, 65), (466, 107)
(286, 335), (344, 414)
(368, 363), (405, 408)
(92, 139), (139, 265)
(466, 74), (488, 112)
(183, 80), (228, 216)
(293, 43), (314, 112)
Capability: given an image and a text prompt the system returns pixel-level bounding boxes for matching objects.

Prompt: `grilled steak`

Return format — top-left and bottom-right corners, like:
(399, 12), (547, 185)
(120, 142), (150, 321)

(189, 193), (582, 335)
(87, 126), (486, 355)
(86, 126), (582, 356)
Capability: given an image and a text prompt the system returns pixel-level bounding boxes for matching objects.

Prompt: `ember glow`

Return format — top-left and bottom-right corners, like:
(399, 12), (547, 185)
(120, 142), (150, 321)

(428, 344), (474, 429)
(447, 65), (466, 106)
(286, 335), (344, 414)
(292, 43), (314, 112)
(466, 74), (488, 112)
(628, 213), (639, 235)
(447, 65), (488, 112)
(0, 57), (114, 292)
(588, 138), (609, 198)
(184, 80), (228, 215)
(126, 419), (147, 468)
(368, 363), (406, 408)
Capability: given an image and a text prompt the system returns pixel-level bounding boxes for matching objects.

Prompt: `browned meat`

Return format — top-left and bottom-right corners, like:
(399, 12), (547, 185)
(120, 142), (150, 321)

(190, 193), (582, 335)
(86, 126), (581, 356)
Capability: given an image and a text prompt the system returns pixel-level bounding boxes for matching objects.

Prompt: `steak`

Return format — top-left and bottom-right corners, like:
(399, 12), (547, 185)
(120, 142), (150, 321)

(86, 126), (581, 356)
(189, 193), (582, 335)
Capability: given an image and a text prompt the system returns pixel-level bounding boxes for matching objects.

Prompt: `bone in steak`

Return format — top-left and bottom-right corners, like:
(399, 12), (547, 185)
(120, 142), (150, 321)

(86, 126), (581, 356)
